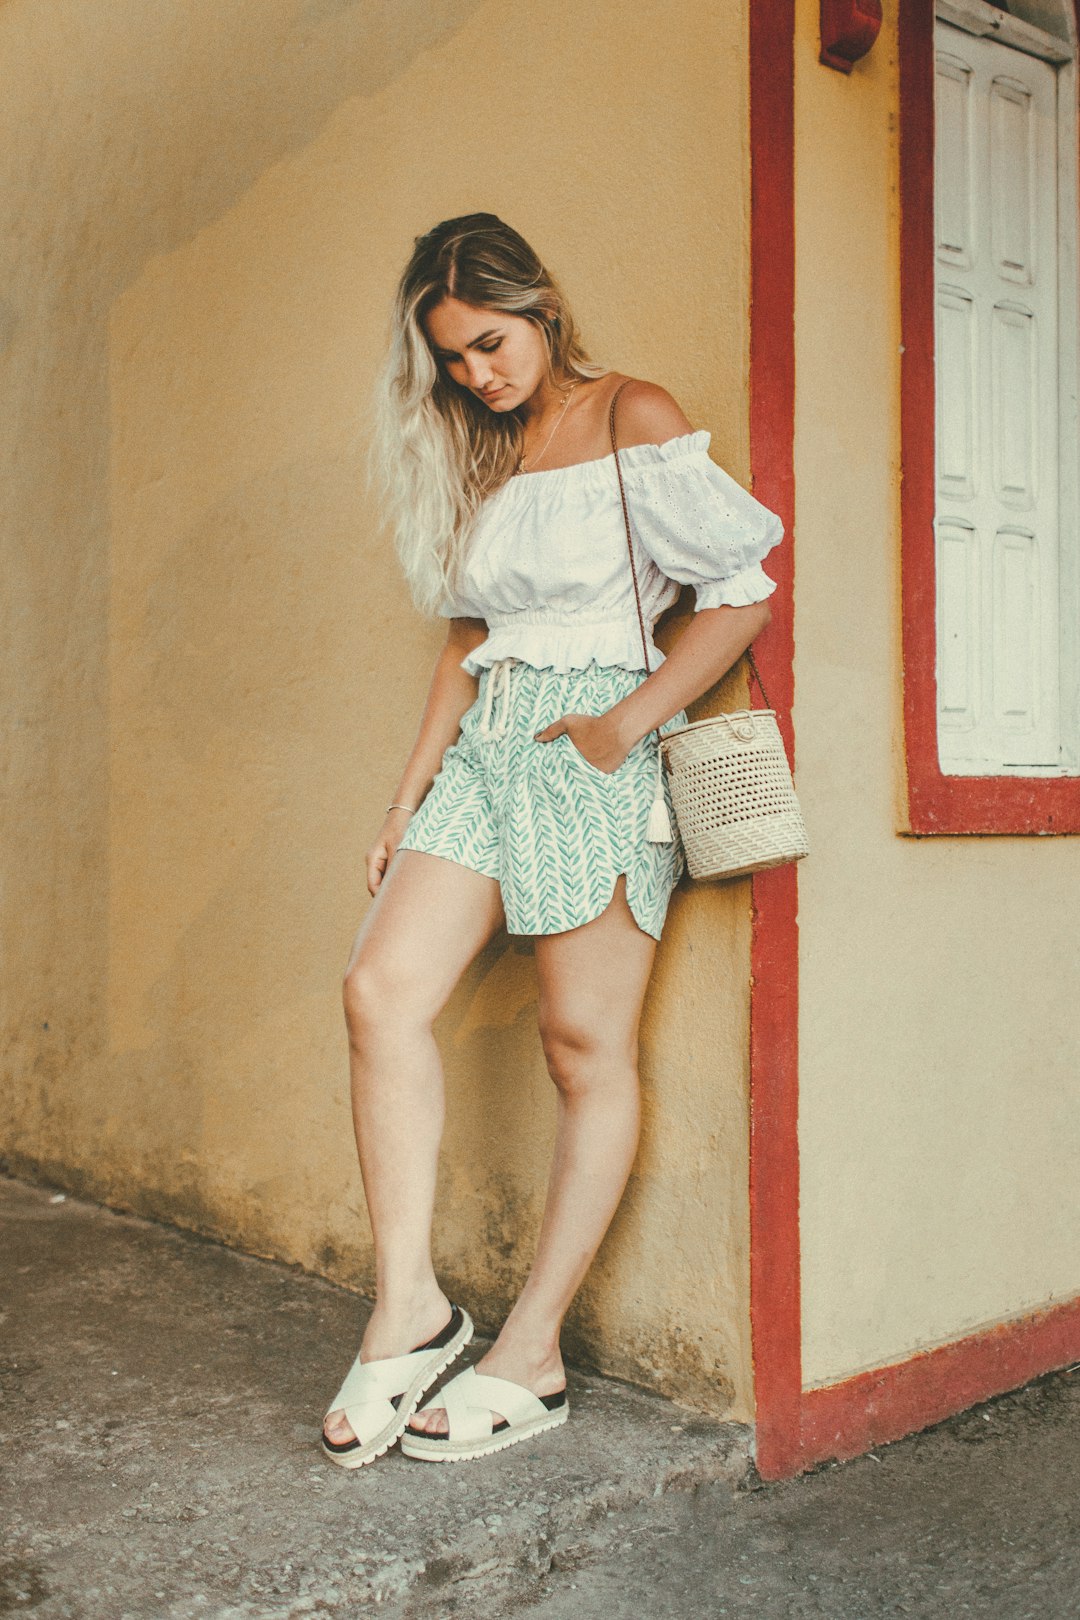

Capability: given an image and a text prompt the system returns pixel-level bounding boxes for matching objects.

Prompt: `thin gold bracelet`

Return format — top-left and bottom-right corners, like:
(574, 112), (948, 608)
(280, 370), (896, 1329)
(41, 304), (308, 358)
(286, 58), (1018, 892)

(385, 801), (417, 815)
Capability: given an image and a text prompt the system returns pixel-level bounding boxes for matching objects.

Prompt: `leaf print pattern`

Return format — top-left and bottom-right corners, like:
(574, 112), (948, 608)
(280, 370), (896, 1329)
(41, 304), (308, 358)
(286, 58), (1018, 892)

(397, 661), (686, 940)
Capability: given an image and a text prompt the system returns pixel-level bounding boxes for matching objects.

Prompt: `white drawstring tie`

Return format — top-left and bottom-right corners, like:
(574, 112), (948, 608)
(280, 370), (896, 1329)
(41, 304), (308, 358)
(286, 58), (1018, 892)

(476, 656), (673, 846)
(478, 658), (516, 739)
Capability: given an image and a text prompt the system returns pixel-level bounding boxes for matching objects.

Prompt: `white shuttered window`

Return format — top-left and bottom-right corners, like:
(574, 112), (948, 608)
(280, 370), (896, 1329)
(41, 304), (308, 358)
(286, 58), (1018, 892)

(934, 12), (1079, 775)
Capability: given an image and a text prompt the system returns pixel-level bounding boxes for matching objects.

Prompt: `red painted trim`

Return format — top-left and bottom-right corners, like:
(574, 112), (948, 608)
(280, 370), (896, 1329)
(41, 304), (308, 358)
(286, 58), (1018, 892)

(801, 1294), (1080, 1467)
(749, 0), (1080, 1482)
(748, 0), (803, 1482)
(899, 0), (1080, 835)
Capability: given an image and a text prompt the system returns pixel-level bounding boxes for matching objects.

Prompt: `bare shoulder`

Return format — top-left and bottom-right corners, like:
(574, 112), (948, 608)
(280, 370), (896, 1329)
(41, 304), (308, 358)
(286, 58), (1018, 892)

(605, 375), (695, 449)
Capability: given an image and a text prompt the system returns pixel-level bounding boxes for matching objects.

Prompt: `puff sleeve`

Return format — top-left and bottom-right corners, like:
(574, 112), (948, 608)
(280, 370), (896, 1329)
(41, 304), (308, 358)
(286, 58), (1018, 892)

(434, 579), (483, 619)
(622, 430), (783, 610)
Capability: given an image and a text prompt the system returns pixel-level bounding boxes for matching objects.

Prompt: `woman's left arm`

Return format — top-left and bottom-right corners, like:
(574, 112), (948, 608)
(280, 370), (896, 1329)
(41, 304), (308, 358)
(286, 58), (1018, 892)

(605, 597), (772, 753)
(534, 381), (779, 772)
(534, 600), (771, 770)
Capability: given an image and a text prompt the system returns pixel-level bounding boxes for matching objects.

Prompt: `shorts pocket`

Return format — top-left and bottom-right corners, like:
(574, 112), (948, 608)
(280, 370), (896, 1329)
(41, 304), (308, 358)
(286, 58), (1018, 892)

(559, 731), (640, 781)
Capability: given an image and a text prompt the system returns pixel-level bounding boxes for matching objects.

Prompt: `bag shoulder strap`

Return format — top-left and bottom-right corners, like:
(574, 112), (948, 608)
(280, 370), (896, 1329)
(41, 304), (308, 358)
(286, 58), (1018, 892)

(607, 381), (771, 710)
(608, 382), (652, 677)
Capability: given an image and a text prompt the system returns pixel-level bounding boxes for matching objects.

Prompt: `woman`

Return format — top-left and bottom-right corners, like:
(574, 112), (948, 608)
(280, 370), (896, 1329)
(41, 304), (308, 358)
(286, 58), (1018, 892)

(321, 213), (783, 1467)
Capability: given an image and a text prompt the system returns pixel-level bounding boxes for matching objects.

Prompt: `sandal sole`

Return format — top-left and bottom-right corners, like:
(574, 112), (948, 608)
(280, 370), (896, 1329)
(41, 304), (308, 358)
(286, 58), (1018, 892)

(400, 1403), (569, 1463)
(321, 1313), (474, 1470)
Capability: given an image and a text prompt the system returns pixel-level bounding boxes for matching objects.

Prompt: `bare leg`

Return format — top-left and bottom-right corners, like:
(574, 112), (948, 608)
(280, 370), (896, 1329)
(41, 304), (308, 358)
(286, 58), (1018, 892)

(323, 848), (505, 1445)
(408, 874), (656, 1433)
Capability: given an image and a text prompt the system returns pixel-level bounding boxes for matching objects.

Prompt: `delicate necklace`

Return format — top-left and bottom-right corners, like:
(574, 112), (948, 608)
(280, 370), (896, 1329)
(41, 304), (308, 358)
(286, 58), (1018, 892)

(516, 381), (578, 474)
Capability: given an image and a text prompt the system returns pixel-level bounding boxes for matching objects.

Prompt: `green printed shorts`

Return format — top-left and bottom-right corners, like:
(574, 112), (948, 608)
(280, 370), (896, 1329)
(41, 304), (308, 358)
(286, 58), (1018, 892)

(396, 659), (688, 940)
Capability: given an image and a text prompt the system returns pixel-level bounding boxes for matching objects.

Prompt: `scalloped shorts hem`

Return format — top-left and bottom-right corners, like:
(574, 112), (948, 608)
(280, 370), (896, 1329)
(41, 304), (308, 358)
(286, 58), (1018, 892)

(395, 660), (687, 941)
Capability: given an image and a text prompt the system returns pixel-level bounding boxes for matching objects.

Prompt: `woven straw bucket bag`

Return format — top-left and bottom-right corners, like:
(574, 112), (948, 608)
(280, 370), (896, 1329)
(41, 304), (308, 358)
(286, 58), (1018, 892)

(609, 384), (809, 882)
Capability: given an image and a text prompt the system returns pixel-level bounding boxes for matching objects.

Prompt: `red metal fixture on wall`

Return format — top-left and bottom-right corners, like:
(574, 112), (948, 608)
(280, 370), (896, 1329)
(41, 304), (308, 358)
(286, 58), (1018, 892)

(820, 0), (883, 71)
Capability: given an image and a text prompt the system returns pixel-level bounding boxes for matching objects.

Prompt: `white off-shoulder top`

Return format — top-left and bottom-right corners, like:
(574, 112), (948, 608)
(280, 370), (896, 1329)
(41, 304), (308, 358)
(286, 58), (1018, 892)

(436, 429), (784, 676)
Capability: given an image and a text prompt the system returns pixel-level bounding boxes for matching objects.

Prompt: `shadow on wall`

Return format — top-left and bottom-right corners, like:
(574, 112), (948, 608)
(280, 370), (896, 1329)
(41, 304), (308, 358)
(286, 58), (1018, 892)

(4, 0), (488, 307)
(0, 0), (486, 1190)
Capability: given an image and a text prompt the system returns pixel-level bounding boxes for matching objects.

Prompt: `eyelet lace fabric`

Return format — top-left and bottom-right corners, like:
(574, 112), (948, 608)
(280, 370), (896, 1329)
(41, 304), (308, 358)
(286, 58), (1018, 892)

(435, 430), (784, 675)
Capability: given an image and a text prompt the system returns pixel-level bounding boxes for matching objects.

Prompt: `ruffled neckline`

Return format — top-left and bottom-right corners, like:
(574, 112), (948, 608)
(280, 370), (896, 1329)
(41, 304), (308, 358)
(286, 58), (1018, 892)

(493, 428), (712, 493)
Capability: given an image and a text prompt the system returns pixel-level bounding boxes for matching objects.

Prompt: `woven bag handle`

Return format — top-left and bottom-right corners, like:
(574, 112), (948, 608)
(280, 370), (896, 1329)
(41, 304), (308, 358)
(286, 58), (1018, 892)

(607, 381), (772, 711)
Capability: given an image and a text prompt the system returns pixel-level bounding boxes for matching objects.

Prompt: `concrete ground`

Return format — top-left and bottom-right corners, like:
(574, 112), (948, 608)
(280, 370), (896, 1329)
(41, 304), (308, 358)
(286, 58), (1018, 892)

(0, 1174), (749, 1620)
(2, 1173), (1077, 1620)
(496, 1364), (1080, 1619)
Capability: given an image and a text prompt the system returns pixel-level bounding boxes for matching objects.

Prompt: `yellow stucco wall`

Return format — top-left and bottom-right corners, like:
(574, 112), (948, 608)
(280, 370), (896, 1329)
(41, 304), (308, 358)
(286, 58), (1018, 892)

(1, 0), (762, 1418)
(794, 0), (1080, 1387)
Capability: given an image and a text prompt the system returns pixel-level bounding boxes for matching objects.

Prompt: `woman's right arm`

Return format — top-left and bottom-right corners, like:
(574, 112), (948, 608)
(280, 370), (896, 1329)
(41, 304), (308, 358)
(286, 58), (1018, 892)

(365, 615), (489, 895)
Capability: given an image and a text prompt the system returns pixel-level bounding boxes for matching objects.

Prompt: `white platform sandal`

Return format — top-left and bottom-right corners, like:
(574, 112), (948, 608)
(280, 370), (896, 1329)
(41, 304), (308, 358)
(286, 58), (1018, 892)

(400, 1363), (569, 1462)
(321, 1302), (474, 1469)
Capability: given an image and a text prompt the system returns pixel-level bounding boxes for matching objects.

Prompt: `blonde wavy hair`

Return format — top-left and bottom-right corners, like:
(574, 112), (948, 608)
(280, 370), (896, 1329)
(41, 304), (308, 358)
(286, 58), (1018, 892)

(370, 213), (606, 615)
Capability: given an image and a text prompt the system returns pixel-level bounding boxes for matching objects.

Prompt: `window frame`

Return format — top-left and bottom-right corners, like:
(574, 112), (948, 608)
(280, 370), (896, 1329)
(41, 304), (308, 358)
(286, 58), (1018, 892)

(900, 0), (1080, 833)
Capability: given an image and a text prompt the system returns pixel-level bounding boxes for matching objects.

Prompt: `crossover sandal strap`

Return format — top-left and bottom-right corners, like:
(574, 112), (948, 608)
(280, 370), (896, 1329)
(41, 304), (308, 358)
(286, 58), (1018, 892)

(326, 1349), (430, 1446)
(438, 1366), (553, 1445)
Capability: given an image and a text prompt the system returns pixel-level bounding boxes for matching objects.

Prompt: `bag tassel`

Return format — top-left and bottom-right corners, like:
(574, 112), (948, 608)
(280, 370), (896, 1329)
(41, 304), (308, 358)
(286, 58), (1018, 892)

(647, 741), (674, 843)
